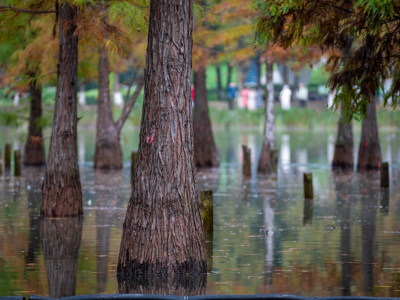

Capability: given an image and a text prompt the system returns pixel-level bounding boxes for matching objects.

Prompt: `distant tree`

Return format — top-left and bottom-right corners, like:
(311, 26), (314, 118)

(118, 0), (206, 280)
(192, 1), (219, 168)
(41, 1), (82, 216)
(254, 0), (397, 169)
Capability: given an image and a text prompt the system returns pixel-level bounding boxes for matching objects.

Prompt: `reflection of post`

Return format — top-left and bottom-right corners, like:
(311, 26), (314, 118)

(361, 176), (378, 296)
(263, 195), (274, 290)
(41, 217), (83, 298)
(95, 170), (120, 293)
(334, 171), (354, 296)
(205, 232), (213, 273)
(380, 189), (389, 214)
(303, 198), (313, 225)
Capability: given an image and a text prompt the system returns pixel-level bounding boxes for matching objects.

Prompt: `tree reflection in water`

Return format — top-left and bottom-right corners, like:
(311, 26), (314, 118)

(360, 172), (378, 296)
(40, 217), (83, 298)
(333, 170), (354, 296)
(95, 170), (121, 293)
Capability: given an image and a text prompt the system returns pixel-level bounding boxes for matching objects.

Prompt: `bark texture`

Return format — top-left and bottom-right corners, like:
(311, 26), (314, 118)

(41, 217), (83, 298)
(357, 102), (382, 170)
(41, 2), (82, 217)
(118, 0), (207, 278)
(94, 47), (123, 170)
(24, 78), (45, 166)
(193, 66), (219, 168)
(258, 60), (275, 174)
(332, 104), (354, 169)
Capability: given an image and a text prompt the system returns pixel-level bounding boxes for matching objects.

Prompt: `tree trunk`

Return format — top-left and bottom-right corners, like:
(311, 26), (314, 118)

(94, 47), (123, 170)
(216, 64), (223, 100)
(41, 2), (82, 217)
(256, 55), (262, 89)
(258, 59), (275, 174)
(117, 0), (207, 280)
(227, 62), (233, 88)
(193, 66), (219, 168)
(357, 102), (382, 170)
(41, 217), (82, 298)
(23, 77), (45, 166)
(332, 104), (354, 169)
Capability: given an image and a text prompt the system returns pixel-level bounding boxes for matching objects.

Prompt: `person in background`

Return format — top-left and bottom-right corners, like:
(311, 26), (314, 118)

(296, 83), (309, 108)
(227, 82), (238, 110)
(279, 84), (292, 110)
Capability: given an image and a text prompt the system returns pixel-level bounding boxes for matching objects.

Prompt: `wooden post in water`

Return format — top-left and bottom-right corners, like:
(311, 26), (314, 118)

(200, 190), (213, 233)
(5, 144), (11, 169)
(131, 151), (138, 185)
(242, 145), (251, 177)
(14, 150), (21, 176)
(380, 162), (389, 188)
(270, 148), (278, 174)
(303, 173), (313, 199)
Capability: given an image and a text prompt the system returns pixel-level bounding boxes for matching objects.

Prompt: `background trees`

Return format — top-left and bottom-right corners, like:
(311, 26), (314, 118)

(254, 0), (399, 169)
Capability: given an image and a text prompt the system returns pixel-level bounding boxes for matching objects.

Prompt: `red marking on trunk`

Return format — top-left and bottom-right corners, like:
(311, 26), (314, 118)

(364, 141), (368, 148)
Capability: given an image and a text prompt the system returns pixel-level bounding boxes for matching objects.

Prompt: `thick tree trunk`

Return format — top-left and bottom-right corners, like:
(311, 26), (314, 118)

(118, 0), (207, 280)
(94, 47), (123, 170)
(193, 67), (219, 168)
(332, 104), (354, 169)
(41, 2), (82, 217)
(258, 60), (275, 174)
(24, 78), (45, 166)
(357, 102), (382, 170)
(41, 217), (82, 298)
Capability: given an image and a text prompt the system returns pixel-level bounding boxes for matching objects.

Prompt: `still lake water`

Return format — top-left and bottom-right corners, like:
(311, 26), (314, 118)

(1, 125), (400, 297)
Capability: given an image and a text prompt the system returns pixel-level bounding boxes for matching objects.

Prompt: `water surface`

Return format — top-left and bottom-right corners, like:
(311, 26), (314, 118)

(1, 127), (400, 297)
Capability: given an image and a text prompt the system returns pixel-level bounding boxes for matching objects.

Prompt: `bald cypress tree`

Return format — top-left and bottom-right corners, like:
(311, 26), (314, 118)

(118, 0), (206, 278)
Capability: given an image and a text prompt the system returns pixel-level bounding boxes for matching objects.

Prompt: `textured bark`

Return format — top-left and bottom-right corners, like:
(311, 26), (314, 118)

(24, 78), (45, 166)
(258, 60), (275, 174)
(332, 104), (354, 169)
(41, 2), (82, 217)
(41, 217), (83, 298)
(193, 66), (219, 168)
(357, 102), (382, 170)
(94, 47), (123, 170)
(117, 0), (207, 278)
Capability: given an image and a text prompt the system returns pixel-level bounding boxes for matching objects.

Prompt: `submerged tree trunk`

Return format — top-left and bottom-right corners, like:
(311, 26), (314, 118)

(94, 47), (123, 170)
(258, 59), (275, 174)
(193, 66), (219, 168)
(332, 104), (354, 169)
(357, 102), (382, 170)
(117, 0), (206, 279)
(41, 2), (82, 217)
(41, 217), (82, 298)
(24, 77), (45, 166)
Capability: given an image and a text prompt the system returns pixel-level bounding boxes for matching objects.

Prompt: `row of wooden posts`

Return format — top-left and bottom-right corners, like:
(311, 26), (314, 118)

(0, 144), (21, 177)
(129, 148), (391, 232)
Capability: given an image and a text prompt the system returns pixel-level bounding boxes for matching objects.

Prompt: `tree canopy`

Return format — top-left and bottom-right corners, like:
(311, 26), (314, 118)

(254, 0), (400, 119)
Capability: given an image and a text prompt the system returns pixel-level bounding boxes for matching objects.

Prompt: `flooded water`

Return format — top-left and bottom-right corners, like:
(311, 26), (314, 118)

(1, 126), (400, 297)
